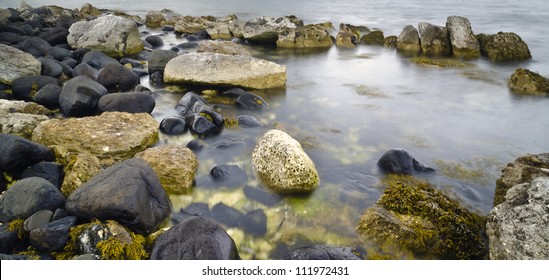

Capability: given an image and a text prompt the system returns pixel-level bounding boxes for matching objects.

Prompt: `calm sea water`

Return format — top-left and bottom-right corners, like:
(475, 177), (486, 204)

(3, 0), (549, 259)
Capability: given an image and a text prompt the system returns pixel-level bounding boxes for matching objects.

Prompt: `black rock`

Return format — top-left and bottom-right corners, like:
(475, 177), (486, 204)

(65, 158), (171, 235)
(1, 8), (20, 22)
(32, 83), (61, 109)
(235, 92), (269, 111)
(81, 50), (119, 70)
(148, 49), (177, 74)
(149, 71), (164, 86)
(209, 164), (248, 188)
(120, 58), (143, 68)
(159, 116), (187, 135)
(98, 92), (155, 114)
(12, 75), (58, 101)
(72, 48), (90, 61)
(176, 92), (224, 136)
(45, 46), (73, 61)
(62, 57), (78, 68)
(150, 216), (240, 260)
(239, 209), (267, 236)
(0, 170), (6, 193)
(73, 63), (99, 79)
(214, 137), (247, 150)
(20, 37), (52, 57)
(142, 40), (153, 49)
(59, 75), (107, 117)
(191, 30), (211, 40)
(0, 91), (11, 100)
(175, 91), (208, 116)
(236, 114), (264, 128)
(96, 63), (140, 92)
(221, 87), (247, 97)
(161, 25), (175, 32)
(145, 35), (164, 48)
(52, 208), (69, 221)
(284, 245), (363, 260)
(38, 27), (69, 46)
(29, 216), (77, 252)
(176, 42), (199, 49)
(186, 139), (206, 152)
(0, 224), (19, 254)
(3, 25), (27, 35)
(171, 202), (211, 224)
(21, 162), (64, 189)
(0, 32), (28, 45)
(23, 210), (54, 233)
(377, 148), (435, 175)
(211, 202), (244, 227)
(39, 57), (63, 77)
(0, 133), (55, 176)
(0, 254), (28, 260)
(0, 177), (65, 222)
(243, 185), (282, 206)
(186, 113), (223, 136)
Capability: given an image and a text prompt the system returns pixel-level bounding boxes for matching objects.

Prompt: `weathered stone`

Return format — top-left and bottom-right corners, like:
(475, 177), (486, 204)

(0, 44), (41, 85)
(32, 112), (159, 166)
(150, 216), (240, 260)
(38, 58), (63, 78)
(0, 177), (64, 222)
(197, 40), (251, 56)
(252, 129), (319, 194)
(336, 23), (368, 47)
(68, 15), (143, 58)
(205, 21), (232, 40)
(487, 177), (549, 259)
(0, 111), (49, 140)
(33, 83), (61, 109)
(81, 50), (119, 70)
(145, 11), (167, 28)
(383, 36), (397, 48)
(96, 63), (140, 92)
(236, 115), (263, 128)
(357, 175), (487, 259)
(277, 23), (333, 48)
(0, 133), (54, 175)
(235, 92), (269, 111)
(173, 15), (209, 34)
(476, 32), (531, 62)
(80, 3), (101, 17)
(135, 144), (198, 194)
(494, 153), (549, 206)
(243, 16), (302, 43)
(164, 53), (286, 89)
(65, 158), (171, 235)
(397, 25), (421, 54)
(508, 68), (549, 96)
(446, 16), (480, 58)
(56, 150), (102, 197)
(418, 22), (451, 56)
(377, 149), (435, 175)
(361, 30), (385, 46)
(285, 245), (363, 260)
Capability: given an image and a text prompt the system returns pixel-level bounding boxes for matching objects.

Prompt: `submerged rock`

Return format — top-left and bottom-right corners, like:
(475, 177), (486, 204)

(175, 91), (224, 136)
(0, 44), (41, 85)
(159, 116), (187, 135)
(508, 68), (549, 96)
(486, 177), (549, 259)
(284, 245), (363, 260)
(476, 32), (531, 62)
(397, 25), (420, 54)
(418, 22), (451, 56)
(446, 16), (480, 58)
(357, 175), (487, 259)
(68, 15), (143, 58)
(164, 53), (286, 89)
(32, 112), (159, 166)
(252, 129), (320, 194)
(377, 148), (435, 175)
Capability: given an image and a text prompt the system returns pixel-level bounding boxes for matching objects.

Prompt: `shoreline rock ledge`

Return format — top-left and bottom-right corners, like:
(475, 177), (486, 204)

(163, 53), (286, 89)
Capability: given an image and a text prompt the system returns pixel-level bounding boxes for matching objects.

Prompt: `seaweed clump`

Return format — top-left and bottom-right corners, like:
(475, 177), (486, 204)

(357, 174), (487, 259)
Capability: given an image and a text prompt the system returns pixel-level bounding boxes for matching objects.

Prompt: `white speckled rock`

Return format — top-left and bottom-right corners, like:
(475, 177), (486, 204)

(0, 44), (41, 85)
(252, 129), (319, 194)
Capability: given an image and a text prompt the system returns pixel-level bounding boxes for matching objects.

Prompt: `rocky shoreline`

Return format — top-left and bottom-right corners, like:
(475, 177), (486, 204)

(1, 2), (548, 260)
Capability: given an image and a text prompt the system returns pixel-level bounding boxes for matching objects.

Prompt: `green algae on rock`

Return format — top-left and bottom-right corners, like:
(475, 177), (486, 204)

(508, 68), (549, 96)
(357, 174), (487, 259)
(409, 57), (473, 68)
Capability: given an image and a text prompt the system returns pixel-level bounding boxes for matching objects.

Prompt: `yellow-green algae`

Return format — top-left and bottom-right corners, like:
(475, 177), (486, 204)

(409, 57), (473, 68)
(357, 174), (487, 259)
(8, 218), (26, 239)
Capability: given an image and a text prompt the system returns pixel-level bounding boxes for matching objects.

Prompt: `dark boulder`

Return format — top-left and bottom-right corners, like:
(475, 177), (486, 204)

(73, 63), (99, 79)
(186, 139), (206, 152)
(236, 114), (264, 128)
(185, 113), (223, 135)
(209, 164), (248, 188)
(96, 63), (140, 92)
(377, 148), (435, 175)
(20, 37), (52, 57)
(150, 216), (240, 260)
(235, 92), (269, 111)
(98, 92), (155, 114)
(45, 46), (74, 61)
(23, 209), (54, 233)
(32, 83), (61, 109)
(284, 245), (363, 260)
(148, 49), (177, 74)
(59, 75), (108, 117)
(221, 87), (247, 97)
(12, 75), (58, 101)
(171, 203), (211, 224)
(38, 57), (63, 78)
(145, 35), (164, 48)
(0, 224), (19, 254)
(38, 27), (69, 46)
(149, 71), (164, 86)
(211, 202), (244, 227)
(0, 177), (65, 222)
(476, 32), (531, 62)
(162, 25), (175, 32)
(243, 185), (282, 206)
(52, 208), (69, 221)
(29, 216), (77, 252)
(0, 32), (28, 44)
(0, 133), (54, 176)
(81, 50), (119, 70)
(176, 92), (224, 136)
(65, 158), (171, 235)
(120, 58), (143, 68)
(239, 209), (267, 236)
(21, 162), (64, 189)
(159, 116), (187, 135)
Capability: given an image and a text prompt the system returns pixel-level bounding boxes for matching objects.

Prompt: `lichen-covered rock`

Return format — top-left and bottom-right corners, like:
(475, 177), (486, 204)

(476, 32), (531, 62)
(418, 22), (451, 56)
(252, 129), (319, 194)
(173, 15), (209, 34)
(487, 177), (549, 259)
(361, 30), (384, 46)
(493, 153), (549, 206)
(357, 175), (487, 259)
(397, 25), (421, 53)
(276, 23), (333, 48)
(243, 16), (302, 43)
(145, 11), (167, 28)
(53, 147), (103, 197)
(79, 3), (101, 17)
(336, 23), (368, 47)
(446, 16), (480, 58)
(383, 35), (397, 48)
(205, 21), (232, 40)
(0, 100), (51, 139)
(508, 68), (549, 96)
(32, 112), (158, 166)
(164, 53), (286, 89)
(0, 44), (41, 85)
(134, 144), (198, 194)
(67, 15), (143, 58)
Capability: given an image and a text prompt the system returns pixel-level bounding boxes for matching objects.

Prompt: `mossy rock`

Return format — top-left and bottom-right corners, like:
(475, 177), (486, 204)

(357, 174), (488, 259)
(361, 30), (385, 46)
(409, 57), (473, 68)
(476, 32), (531, 62)
(508, 68), (549, 96)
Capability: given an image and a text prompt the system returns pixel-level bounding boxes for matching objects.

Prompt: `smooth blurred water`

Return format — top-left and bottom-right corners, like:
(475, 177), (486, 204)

(3, 0), (548, 258)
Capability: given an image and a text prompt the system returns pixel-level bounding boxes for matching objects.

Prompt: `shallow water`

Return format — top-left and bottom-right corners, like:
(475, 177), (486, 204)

(3, 0), (549, 259)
